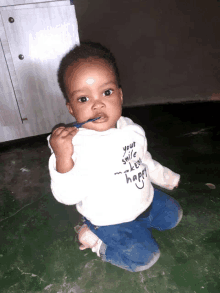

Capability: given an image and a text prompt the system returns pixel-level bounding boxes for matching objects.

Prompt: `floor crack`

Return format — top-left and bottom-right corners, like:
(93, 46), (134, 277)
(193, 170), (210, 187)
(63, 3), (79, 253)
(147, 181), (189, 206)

(17, 266), (46, 283)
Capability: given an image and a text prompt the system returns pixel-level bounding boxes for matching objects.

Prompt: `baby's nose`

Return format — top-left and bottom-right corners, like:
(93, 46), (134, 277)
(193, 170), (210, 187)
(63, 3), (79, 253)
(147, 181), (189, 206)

(93, 100), (105, 109)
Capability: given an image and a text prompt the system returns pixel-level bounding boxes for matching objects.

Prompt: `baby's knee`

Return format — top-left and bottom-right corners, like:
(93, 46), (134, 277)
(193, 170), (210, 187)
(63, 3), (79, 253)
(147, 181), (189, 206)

(171, 208), (183, 229)
(161, 207), (183, 231)
(132, 250), (161, 272)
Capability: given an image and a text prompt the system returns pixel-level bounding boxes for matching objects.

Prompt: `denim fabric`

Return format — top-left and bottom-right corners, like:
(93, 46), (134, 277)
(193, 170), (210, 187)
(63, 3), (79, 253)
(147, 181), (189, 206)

(83, 188), (183, 272)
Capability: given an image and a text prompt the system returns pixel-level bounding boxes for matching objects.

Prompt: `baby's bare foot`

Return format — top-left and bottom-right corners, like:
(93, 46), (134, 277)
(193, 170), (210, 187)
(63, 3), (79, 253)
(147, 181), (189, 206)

(77, 224), (99, 250)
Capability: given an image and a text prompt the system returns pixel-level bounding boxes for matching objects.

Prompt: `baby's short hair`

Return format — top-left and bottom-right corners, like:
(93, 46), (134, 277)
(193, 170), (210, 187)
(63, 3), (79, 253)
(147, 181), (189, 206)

(57, 41), (121, 103)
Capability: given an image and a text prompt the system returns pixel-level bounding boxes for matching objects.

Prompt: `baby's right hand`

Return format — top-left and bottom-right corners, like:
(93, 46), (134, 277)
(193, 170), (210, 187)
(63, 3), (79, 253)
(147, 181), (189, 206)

(50, 126), (79, 159)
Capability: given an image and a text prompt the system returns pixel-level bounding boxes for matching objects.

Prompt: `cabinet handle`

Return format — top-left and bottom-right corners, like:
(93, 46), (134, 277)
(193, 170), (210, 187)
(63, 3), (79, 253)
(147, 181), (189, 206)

(9, 17), (14, 23)
(19, 54), (24, 60)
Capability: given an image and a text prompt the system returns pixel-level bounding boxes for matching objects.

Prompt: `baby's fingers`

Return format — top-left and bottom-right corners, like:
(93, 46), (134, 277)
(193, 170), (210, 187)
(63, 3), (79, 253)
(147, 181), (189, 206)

(52, 126), (66, 136)
(65, 127), (79, 137)
(54, 126), (78, 137)
(165, 184), (174, 190)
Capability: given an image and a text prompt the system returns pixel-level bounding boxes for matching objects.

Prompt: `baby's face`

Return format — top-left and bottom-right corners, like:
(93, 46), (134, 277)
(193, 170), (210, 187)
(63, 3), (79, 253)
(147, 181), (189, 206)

(65, 58), (123, 131)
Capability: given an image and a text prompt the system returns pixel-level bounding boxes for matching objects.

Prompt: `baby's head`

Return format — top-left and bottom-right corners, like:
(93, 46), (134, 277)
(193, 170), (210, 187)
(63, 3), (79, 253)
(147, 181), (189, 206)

(57, 41), (123, 131)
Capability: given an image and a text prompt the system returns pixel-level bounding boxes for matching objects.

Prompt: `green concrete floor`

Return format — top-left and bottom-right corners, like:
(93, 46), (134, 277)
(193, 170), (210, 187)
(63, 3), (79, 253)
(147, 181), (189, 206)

(0, 102), (220, 293)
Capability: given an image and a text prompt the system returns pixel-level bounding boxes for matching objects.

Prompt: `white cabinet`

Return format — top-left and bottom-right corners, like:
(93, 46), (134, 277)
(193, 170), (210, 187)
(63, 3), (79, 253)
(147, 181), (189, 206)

(0, 0), (79, 142)
(0, 36), (22, 127)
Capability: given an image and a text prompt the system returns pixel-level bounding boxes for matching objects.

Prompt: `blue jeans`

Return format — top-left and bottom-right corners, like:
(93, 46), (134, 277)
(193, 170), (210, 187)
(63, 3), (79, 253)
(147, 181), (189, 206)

(83, 188), (183, 272)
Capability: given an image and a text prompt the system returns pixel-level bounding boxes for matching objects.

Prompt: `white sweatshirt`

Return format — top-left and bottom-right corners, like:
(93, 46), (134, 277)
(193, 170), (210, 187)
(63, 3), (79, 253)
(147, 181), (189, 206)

(47, 116), (180, 226)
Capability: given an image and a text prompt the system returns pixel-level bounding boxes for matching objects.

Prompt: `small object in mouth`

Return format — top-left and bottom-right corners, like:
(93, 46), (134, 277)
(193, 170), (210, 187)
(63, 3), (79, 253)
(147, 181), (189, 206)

(71, 117), (101, 128)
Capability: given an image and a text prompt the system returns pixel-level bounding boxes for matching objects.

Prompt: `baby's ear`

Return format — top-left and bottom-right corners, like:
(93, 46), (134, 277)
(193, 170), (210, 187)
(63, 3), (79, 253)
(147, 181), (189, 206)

(119, 88), (123, 104)
(66, 102), (74, 116)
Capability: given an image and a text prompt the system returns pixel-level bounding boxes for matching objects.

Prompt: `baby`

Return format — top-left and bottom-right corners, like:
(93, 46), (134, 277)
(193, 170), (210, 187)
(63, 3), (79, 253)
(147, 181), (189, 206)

(48, 41), (183, 272)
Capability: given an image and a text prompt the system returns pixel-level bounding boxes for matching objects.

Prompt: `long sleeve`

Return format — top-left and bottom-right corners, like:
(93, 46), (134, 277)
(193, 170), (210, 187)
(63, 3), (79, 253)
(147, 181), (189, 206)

(49, 153), (89, 205)
(47, 134), (89, 205)
(142, 135), (180, 190)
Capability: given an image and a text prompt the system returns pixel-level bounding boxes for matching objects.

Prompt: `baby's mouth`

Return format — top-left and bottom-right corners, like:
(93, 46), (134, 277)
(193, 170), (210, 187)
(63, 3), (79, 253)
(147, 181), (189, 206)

(94, 113), (108, 122)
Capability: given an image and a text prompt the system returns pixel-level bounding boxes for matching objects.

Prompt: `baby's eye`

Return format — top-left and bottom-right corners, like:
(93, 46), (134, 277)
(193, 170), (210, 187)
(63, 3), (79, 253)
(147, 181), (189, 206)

(103, 89), (113, 96)
(78, 96), (89, 103)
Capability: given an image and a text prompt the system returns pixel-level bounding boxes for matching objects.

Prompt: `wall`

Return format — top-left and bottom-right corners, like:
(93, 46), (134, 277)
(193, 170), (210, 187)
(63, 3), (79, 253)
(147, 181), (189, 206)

(73, 0), (220, 106)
